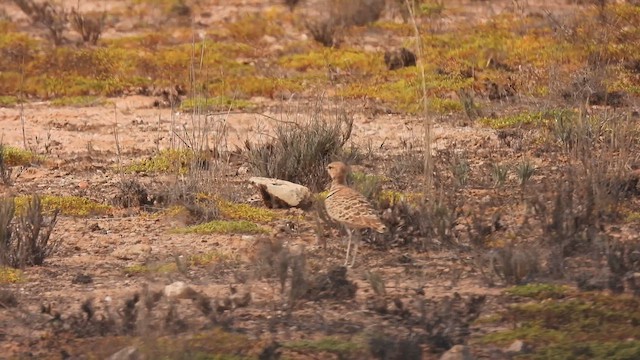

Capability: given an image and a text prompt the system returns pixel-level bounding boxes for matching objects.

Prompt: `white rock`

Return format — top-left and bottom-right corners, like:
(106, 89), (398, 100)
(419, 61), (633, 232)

(249, 177), (312, 208)
(107, 346), (139, 360)
(505, 339), (528, 354)
(440, 345), (474, 360)
(164, 281), (191, 299)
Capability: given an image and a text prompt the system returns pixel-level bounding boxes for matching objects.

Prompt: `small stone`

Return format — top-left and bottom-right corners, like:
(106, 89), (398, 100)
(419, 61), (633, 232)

(164, 281), (193, 299)
(440, 345), (474, 360)
(505, 339), (529, 354)
(111, 244), (152, 260)
(71, 273), (93, 284)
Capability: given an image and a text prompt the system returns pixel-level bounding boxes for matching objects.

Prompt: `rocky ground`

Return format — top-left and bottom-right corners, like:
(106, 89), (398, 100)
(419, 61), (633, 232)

(1, 0), (640, 359)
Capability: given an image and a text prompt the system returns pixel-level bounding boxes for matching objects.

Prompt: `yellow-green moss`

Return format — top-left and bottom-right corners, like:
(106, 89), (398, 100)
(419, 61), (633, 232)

(124, 262), (178, 275)
(480, 109), (571, 129)
(279, 48), (383, 75)
(0, 146), (40, 166)
(14, 195), (112, 217)
(50, 96), (111, 107)
(429, 97), (463, 113)
(179, 96), (255, 112)
(625, 211), (640, 223)
(217, 199), (280, 223)
(505, 283), (568, 300)
(0, 267), (23, 284)
(0, 95), (18, 107)
(285, 337), (365, 358)
(126, 149), (195, 174)
(175, 220), (268, 235)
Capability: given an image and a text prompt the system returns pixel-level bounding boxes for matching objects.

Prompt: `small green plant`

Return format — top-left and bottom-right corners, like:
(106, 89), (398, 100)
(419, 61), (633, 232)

(349, 171), (384, 203)
(515, 159), (536, 187)
(491, 163), (509, 187)
(450, 152), (470, 188)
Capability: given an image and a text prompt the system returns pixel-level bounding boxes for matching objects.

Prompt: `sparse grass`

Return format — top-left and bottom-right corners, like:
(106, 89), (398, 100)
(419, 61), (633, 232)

(285, 337), (366, 358)
(124, 251), (235, 276)
(224, 11), (285, 43)
(50, 95), (110, 107)
(0, 267), (23, 284)
(14, 195), (111, 217)
(505, 283), (568, 300)
(174, 220), (268, 235)
(245, 101), (355, 192)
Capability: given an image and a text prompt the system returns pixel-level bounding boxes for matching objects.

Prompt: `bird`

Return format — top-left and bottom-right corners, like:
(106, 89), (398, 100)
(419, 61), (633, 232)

(324, 161), (387, 267)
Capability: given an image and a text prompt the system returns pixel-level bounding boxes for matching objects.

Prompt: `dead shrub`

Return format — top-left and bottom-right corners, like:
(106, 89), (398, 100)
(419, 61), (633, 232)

(380, 194), (461, 251)
(304, 265), (357, 301)
(419, 293), (485, 351)
(478, 242), (539, 286)
(606, 241), (640, 296)
(305, 18), (337, 47)
(0, 289), (18, 308)
(245, 104), (355, 192)
(112, 178), (153, 209)
(251, 238), (311, 306)
(369, 333), (422, 360)
(534, 109), (639, 278)
(0, 195), (59, 268)
(12, 0), (68, 45)
(329, 0), (385, 27)
(303, 0), (385, 47)
(69, 9), (105, 45)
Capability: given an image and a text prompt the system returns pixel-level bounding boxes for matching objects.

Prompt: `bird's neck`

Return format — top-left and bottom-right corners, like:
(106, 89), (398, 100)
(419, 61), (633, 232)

(330, 178), (347, 189)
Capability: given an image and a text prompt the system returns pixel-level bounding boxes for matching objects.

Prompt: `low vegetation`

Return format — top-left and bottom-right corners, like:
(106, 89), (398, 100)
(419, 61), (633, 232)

(174, 220), (268, 235)
(482, 286), (640, 359)
(2, 1), (640, 359)
(14, 195), (112, 217)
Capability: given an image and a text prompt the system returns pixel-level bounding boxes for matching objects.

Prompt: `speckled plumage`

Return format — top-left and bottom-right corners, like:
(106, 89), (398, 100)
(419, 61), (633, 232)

(324, 161), (386, 267)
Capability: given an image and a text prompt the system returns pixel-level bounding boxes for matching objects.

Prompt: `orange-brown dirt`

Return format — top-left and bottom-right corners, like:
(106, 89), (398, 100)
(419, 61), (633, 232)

(1, 0), (639, 359)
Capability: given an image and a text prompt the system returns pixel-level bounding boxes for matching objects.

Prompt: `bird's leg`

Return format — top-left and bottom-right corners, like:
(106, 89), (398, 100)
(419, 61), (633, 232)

(344, 228), (352, 267)
(349, 231), (360, 268)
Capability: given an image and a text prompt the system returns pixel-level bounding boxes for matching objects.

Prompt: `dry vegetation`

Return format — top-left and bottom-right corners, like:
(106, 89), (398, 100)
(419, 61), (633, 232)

(1, 0), (640, 359)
